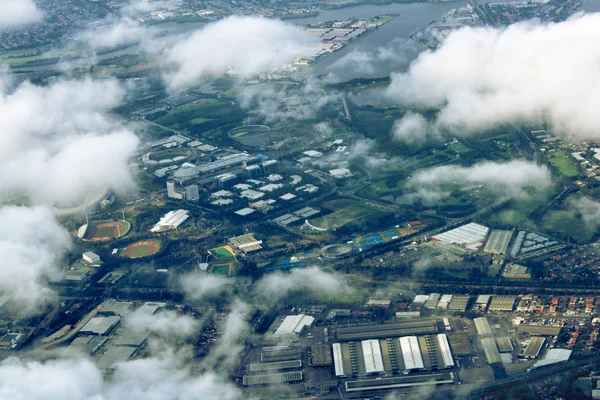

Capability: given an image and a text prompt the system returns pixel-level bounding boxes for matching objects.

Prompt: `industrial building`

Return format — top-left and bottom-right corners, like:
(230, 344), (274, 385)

(448, 295), (469, 312)
(274, 315), (315, 336)
(242, 372), (303, 386)
(249, 360), (302, 372)
(424, 293), (441, 309)
(261, 346), (301, 363)
(344, 372), (455, 392)
(362, 339), (385, 374)
(80, 316), (120, 336)
(228, 234), (263, 253)
(517, 325), (562, 336)
(502, 264), (531, 279)
(399, 336), (424, 371)
(150, 209), (190, 232)
(235, 207), (256, 216)
(488, 295), (517, 312)
(523, 337), (545, 359)
(333, 343), (345, 377)
(532, 348), (571, 369)
(329, 168), (353, 179)
(437, 295), (452, 310)
(437, 334), (455, 368)
(197, 153), (257, 174)
(96, 346), (137, 371)
(69, 335), (107, 355)
(481, 337), (502, 364)
(474, 317), (493, 336)
(495, 337), (514, 353)
(432, 223), (489, 251)
(99, 300), (133, 316)
(336, 320), (438, 341)
(484, 230), (514, 255)
(82, 251), (100, 265)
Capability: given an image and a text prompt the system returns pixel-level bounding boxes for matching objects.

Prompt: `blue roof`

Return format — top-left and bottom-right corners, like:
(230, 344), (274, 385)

(374, 235), (383, 240)
(386, 231), (395, 237)
(257, 154), (269, 160)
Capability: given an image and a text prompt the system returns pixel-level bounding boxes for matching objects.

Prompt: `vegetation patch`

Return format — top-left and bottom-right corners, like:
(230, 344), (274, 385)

(123, 240), (161, 258)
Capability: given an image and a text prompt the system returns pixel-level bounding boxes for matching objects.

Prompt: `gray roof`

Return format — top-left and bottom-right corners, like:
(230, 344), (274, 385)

(80, 316), (120, 335)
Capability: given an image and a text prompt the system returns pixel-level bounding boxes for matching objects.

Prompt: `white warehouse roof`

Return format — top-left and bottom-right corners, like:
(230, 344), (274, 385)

(362, 339), (385, 374)
(432, 223), (489, 251)
(274, 314), (315, 336)
(332, 343), (345, 376)
(437, 334), (455, 368)
(399, 336), (424, 370)
(533, 348), (571, 369)
(150, 209), (189, 232)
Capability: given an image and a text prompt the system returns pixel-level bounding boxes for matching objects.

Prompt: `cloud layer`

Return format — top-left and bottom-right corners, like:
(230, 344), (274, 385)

(0, 0), (43, 30)
(386, 14), (600, 138)
(254, 266), (351, 299)
(163, 16), (312, 91)
(412, 160), (551, 197)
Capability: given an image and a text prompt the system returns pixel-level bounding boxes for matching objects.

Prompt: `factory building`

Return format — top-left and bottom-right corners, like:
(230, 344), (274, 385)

(488, 295), (517, 312)
(274, 315), (315, 336)
(437, 334), (455, 368)
(432, 223), (489, 251)
(399, 336), (424, 371)
(495, 337), (514, 353)
(248, 360), (302, 372)
(242, 372), (303, 386)
(474, 317), (493, 336)
(362, 339), (385, 374)
(80, 316), (120, 336)
(336, 320), (438, 341)
(448, 295), (470, 312)
(228, 234), (263, 253)
(484, 230), (514, 255)
(82, 251), (100, 265)
(424, 293), (441, 309)
(185, 185), (199, 201)
(523, 337), (545, 359)
(261, 346), (301, 363)
(344, 372), (455, 392)
(481, 337), (502, 364)
(333, 343), (345, 377)
(150, 209), (189, 232)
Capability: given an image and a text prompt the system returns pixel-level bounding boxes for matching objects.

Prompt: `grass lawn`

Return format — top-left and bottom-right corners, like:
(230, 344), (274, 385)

(310, 199), (383, 230)
(94, 225), (117, 239)
(124, 240), (160, 258)
(542, 210), (596, 244)
(547, 151), (579, 177)
(209, 246), (234, 259)
(211, 264), (232, 275)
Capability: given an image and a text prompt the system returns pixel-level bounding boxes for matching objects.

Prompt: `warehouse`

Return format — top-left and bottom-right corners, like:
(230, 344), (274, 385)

(249, 360), (302, 372)
(150, 209), (189, 233)
(80, 316), (120, 336)
(82, 251), (100, 265)
(437, 334), (455, 368)
(495, 337), (514, 353)
(96, 346), (137, 371)
(261, 346), (301, 362)
(424, 293), (441, 309)
(332, 343), (345, 377)
(488, 295), (517, 312)
(532, 348), (571, 369)
(437, 295), (453, 310)
(399, 336), (424, 371)
(69, 335), (107, 355)
(112, 330), (149, 348)
(448, 295), (470, 312)
(344, 372), (455, 392)
(274, 315), (315, 336)
(272, 214), (301, 226)
(228, 234), (263, 253)
(242, 371), (303, 386)
(336, 320), (438, 341)
(432, 223), (489, 251)
(474, 317), (493, 336)
(484, 230), (514, 255)
(99, 300), (133, 316)
(481, 337), (502, 364)
(517, 325), (561, 336)
(523, 337), (545, 359)
(362, 339), (385, 374)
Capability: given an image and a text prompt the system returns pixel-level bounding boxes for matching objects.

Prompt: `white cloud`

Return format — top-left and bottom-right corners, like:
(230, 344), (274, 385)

(80, 22), (150, 50)
(0, 0), (43, 30)
(391, 112), (433, 145)
(254, 266), (351, 299)
(163, 16), (312, 91)
(412, 160), (551, 197)
(386, 14), (600, 138)
(0, 78), (139, 206)
(569, 196), (600, 228)
(180, 273), (232, 301)
(0, 206), (71, 315)
(125, 308), (200, 339)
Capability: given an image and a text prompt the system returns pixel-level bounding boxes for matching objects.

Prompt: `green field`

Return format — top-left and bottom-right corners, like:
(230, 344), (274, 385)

(209, 246), (234, 259)
(211, 264), (232, 275)
(124, 240), (160, 258)
(309, 199), (385, 230)
(547, 151), (579, 177)
(94, 225), (118, 238)
(542, 210), (596, 244)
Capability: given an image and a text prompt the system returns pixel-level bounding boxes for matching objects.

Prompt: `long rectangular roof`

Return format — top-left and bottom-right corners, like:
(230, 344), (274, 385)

(362, 339), (385, 374)
(332, 343), (345, 376)
(399, 336), (424, 370)
(481, 337), (502, 364)
(336, 320), (438, 341)
(274, 315), (314, 335)
(474, 317), (493, 336)
(437, 334), (455, 368)
(524, 337), (545, 359)
(433, 223), (489, 251)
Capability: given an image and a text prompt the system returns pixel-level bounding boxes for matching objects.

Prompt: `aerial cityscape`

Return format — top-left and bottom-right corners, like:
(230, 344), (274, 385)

(2, 0), (600, 399)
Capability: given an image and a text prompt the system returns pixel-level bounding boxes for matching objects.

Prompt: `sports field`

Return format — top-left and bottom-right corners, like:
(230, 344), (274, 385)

(211, 264), (232, 276)
(209, 246), (234, 259)
(309, 200), (384, 230)
(123, 240), (161, 258)
(86, 221), (130, 241)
